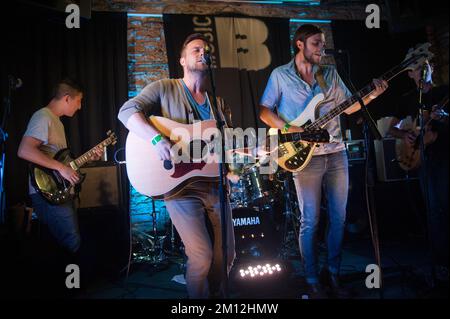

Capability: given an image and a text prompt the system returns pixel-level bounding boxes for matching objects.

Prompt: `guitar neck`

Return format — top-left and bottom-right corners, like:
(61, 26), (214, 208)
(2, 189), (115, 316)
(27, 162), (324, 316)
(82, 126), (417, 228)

(278, 130), (329, 143)
(279, 132), (304, 143)
(71, 138), (112, 169)
(306, 55), (421, 131)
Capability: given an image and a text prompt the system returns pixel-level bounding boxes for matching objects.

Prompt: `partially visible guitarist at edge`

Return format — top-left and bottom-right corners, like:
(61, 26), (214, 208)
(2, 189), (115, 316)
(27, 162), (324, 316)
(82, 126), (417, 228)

(17, 78), (102, 291)
(259, 24), (388, 298)
(387, 60), (448, 284)
(118, 33), (236, 299)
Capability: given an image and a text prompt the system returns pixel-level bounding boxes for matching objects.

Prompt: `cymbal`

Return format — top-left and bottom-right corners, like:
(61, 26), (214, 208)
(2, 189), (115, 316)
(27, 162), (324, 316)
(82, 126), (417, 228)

(231, 147), (256, 157)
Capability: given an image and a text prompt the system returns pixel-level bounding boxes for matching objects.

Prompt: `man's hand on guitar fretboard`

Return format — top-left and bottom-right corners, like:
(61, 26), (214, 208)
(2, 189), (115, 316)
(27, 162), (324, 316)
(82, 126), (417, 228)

(431, 104), (449, 122)
(89, 146), (104, 161)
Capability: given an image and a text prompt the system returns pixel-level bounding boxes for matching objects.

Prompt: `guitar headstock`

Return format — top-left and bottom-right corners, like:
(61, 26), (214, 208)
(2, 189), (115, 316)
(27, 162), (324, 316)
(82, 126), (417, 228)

(106, 130), (118, 146)
(402, 43), (434, 72)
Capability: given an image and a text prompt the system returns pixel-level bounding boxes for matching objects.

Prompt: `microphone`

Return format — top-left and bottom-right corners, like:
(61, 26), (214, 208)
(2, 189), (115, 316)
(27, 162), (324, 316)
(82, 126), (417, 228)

(421, 62), (430, 81)
(201, 45), (211, 65)
(322, 48), (346, 56)
(419, 62), (429, 90)
(8, 75), (23, 90)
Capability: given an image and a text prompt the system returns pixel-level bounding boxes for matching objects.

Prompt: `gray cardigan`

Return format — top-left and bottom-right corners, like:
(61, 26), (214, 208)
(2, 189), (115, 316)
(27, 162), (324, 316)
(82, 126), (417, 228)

(118, 78), (232, 128)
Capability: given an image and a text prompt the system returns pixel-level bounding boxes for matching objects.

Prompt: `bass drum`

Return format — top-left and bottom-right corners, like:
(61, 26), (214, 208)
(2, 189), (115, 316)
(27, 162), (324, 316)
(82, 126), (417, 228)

(232, 208), (281, 260)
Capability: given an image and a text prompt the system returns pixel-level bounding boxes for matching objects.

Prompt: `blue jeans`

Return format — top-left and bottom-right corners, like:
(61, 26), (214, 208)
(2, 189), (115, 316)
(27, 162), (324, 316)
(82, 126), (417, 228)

(293, 150), (348, 284)
(31, 194), (81, 253)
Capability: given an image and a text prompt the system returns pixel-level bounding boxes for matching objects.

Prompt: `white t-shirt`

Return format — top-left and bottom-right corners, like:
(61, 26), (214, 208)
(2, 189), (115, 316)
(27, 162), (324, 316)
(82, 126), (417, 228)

(24, 107), (67, 194)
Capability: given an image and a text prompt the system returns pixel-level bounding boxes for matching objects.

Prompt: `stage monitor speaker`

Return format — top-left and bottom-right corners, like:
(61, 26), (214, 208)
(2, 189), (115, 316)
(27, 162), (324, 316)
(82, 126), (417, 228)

(77, 162), (122, 209)
(374, 138), (418, 182)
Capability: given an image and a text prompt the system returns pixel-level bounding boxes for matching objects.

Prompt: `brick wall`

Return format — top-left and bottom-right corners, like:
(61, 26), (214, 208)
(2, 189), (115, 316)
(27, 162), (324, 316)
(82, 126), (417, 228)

(127, 16), (168, 98)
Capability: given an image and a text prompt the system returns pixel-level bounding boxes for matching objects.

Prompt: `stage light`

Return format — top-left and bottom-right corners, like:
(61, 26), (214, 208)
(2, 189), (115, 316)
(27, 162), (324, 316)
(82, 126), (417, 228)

(238, 262), (283, 279)
(290, 18), (332, 24)
(127, 13), (163, 18)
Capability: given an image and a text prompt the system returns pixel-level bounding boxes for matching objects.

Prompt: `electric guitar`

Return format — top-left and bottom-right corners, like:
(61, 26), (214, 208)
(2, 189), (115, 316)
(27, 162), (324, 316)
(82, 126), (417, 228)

(395, 94), (448, 171)
(30, 131), (117, 204)
(276, 43), (434, 172)
(125, 116), (329, 199)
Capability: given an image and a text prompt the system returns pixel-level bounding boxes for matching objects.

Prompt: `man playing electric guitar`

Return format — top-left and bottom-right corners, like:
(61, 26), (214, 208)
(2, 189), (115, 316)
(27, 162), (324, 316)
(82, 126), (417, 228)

(18, 78), (103, 253)
(388, 59), (449, 284)
(18, 78), (103, 293)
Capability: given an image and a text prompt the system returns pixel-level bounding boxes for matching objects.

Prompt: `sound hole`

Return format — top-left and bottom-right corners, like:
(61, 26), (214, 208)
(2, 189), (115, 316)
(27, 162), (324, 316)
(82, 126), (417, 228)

(163, 160), (173, 170)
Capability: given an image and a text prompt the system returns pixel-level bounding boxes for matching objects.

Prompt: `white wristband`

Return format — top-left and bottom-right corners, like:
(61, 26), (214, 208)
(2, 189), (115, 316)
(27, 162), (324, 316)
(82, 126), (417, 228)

(369, 94), (377, 100)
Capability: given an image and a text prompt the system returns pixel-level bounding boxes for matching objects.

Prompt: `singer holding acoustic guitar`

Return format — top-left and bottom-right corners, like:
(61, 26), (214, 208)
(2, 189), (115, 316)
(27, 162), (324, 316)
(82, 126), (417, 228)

(118, 33), (236, 299)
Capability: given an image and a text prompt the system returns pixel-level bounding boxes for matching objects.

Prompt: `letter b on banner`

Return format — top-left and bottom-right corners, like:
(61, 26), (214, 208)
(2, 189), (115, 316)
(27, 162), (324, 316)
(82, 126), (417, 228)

(215, 17), (271, 71)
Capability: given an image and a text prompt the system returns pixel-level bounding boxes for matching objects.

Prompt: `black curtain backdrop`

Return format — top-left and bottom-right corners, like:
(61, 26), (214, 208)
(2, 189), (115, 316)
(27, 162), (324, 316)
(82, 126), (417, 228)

(163, 14), (291, 130)
(0, 4), (129, 212)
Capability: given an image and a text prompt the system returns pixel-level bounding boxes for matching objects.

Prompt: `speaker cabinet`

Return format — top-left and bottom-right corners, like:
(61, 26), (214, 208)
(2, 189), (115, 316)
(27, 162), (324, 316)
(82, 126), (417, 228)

(374, 138), (419, 182)
(76, 162), (129, 276)
(77, 162), (122, 209)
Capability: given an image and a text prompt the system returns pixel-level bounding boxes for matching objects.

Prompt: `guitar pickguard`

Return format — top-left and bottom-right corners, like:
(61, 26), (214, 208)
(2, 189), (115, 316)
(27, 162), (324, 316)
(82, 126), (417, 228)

(171, 162), (208, 178)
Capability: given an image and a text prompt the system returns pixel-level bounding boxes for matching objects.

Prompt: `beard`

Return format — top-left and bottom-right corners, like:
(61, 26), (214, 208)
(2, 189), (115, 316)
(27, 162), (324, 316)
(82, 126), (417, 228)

(303, 48), (321, 65)
(186, 61), (208, 74)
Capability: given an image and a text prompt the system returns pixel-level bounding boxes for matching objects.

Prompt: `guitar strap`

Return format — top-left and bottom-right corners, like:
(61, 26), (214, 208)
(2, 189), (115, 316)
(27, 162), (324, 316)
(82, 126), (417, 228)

(315, 66), (329, 95)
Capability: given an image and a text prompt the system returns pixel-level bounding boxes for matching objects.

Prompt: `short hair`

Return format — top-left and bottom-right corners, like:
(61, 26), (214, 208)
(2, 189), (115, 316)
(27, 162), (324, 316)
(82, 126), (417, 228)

(292, 24), (324, 54)
(52, 78), (83, 100)
(180, 33), (209, 58)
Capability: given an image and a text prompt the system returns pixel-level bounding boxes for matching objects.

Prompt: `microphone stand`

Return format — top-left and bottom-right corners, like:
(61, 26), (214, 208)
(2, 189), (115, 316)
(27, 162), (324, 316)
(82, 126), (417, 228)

(334, 53), (384, 298)
(204, 56), (230, 298)
(417, 75), (436, 289)
(0, 76), (17, 224)
(357, 95), (384, 299)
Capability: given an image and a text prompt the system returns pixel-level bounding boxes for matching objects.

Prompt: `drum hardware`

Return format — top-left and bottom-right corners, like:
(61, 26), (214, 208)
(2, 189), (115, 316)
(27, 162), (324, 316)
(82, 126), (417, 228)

(229, 161), (280, 210)
(131, 198), (172, 265)
(278, 174), (301, 260)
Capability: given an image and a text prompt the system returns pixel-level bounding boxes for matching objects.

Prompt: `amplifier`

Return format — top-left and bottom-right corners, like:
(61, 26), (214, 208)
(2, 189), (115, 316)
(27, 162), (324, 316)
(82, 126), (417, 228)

(77, 162), (122, 209)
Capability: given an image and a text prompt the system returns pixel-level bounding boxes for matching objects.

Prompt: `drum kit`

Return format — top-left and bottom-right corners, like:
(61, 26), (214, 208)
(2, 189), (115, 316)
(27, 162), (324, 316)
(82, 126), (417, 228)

(228, 147), (301, 260)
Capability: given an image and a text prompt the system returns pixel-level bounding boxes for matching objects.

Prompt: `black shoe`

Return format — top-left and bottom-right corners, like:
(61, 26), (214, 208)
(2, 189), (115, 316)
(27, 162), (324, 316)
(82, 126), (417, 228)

(320, 269), (352, 299)
(304, 283), (328, 299)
